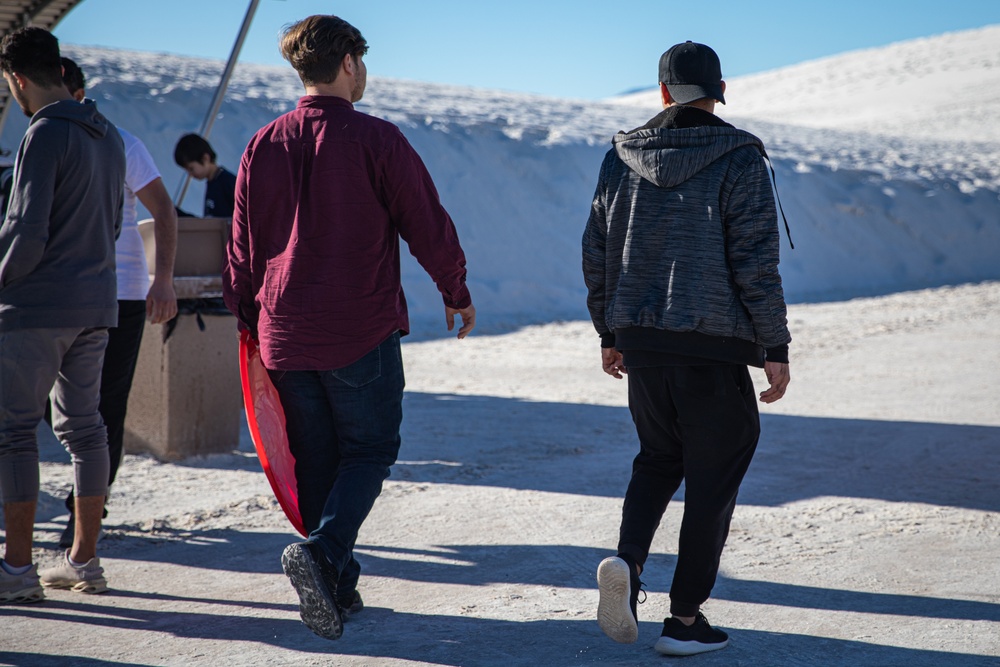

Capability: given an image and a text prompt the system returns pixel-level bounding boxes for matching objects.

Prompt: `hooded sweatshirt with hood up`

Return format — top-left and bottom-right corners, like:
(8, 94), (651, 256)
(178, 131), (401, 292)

(0, 98), (125, 331)
(582, 105), (790, 368)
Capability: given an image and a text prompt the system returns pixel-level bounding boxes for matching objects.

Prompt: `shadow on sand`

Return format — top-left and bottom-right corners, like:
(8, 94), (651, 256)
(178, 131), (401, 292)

(32, 391), (1000, 512)
(22, 522), (997, 624)
(393, 392), (1000, 512)
(3, 604), (997, 667)
(11, 391), (998, 666)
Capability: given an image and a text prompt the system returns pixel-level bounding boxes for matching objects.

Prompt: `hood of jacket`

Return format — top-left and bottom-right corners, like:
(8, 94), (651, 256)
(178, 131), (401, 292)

(613, 105), (764, 188)
(30, 98), (110, 139)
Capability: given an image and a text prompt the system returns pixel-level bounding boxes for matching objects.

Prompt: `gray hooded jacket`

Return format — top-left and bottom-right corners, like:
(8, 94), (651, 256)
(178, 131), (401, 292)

(0, 98), (125, 331)
(582, 106), (790, 367)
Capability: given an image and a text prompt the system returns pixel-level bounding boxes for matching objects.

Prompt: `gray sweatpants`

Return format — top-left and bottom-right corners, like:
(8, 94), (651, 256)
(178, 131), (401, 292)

(0, 327), (110, 504)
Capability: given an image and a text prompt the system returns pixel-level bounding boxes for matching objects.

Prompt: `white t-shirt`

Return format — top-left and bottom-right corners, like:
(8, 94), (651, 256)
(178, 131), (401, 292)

(116, 128), (161, 301)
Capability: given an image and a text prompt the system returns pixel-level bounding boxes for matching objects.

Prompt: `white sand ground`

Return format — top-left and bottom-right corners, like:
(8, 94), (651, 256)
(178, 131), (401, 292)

(2, 281), (998, 666)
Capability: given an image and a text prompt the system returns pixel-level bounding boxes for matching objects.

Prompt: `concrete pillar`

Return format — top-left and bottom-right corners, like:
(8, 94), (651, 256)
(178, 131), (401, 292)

(124, 296), (241, 461)
(124, 218), (241, 460)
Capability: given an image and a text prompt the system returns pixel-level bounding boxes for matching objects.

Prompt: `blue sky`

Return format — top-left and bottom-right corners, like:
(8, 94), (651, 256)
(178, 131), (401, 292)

(54, 0), (1000, 99)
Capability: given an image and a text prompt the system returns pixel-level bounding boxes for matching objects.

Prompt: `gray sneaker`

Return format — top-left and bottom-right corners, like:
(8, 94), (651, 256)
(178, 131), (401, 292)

(0, 562), (44, 604)
(39, 551), (108, 594)
(281, 542), (343, 640)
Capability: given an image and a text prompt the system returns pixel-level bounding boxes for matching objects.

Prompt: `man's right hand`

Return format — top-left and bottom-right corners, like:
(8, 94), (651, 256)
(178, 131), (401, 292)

(446, 304), (476, 339)
(146, 277), (178, 325)
(602, 347), (627, 379)
(759, 361), (790, 403)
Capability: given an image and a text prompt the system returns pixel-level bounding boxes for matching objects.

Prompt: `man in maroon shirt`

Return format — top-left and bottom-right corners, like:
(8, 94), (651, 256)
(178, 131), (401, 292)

(223, 14), (475, 641)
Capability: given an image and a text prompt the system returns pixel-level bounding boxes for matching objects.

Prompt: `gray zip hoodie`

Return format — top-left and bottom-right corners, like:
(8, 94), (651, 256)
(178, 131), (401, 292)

(0, 98), (125, 331)
(582, 106), (790, 367)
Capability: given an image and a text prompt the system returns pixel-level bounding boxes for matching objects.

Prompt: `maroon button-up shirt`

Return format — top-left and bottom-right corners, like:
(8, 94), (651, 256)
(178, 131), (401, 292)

(223, 96), (471, 370)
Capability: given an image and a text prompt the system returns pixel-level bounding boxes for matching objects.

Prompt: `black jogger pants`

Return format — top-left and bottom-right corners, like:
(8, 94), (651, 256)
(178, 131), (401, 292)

(618, 363), (760, 617)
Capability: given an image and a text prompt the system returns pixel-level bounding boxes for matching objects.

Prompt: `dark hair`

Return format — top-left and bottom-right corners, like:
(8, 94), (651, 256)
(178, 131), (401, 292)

(174, 133), (216, 167)
(279, 15), (367, 86)
(61, 56), (86, 94)
(0, 27), (63, 88)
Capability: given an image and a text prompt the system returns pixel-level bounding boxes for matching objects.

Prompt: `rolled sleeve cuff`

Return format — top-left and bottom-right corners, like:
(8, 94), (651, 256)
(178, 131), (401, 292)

(764, 344), (789, 364)
(443, 284), (472, 310)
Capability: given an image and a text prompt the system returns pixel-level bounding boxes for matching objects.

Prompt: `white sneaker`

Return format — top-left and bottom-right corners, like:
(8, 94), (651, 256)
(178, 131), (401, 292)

(597, 556), (639, 643)
(0, 561), (44, 604)
(39, 551), (107, 594)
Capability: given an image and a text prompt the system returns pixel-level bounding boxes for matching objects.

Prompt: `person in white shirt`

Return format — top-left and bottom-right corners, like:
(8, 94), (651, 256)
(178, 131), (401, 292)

(56, 57), (178, 547)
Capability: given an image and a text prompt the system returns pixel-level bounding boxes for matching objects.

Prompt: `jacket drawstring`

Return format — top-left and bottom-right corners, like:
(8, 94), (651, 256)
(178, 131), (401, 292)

(760, 149), (795, 250)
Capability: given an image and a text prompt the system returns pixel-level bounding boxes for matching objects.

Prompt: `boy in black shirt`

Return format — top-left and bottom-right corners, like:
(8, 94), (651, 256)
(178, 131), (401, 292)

(173, 133), (236, 217)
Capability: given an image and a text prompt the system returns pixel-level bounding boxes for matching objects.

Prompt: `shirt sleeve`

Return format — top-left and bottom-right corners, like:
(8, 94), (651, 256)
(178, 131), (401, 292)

(0, 122), (59, 288)
(207, 168), (237, 218)
(221, 168), (237, 215)
(379, 130), (471, 310)
(723, 152), (791, 349)
(121, 130), (161, 196)
(222, 146), (257, 333)
(582, 151), (613, 343)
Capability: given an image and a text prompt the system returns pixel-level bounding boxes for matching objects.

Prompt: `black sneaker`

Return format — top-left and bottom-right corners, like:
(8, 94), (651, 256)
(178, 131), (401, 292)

(596, 555), (645, 643)
(312, 555), (364, 621)
(58, 519), (75, 549)
(58, 517), (103, 550)
(336, 589), (364, 619)
(281, 542), (343, 640)
(654, 612), (729, 656)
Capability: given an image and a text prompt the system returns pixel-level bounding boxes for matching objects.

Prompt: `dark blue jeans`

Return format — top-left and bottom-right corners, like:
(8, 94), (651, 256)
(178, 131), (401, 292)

(267, 332), (404, 594)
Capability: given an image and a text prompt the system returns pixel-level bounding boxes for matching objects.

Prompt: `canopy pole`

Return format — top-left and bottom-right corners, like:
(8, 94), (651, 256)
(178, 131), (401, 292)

(174, 0), (260, 209)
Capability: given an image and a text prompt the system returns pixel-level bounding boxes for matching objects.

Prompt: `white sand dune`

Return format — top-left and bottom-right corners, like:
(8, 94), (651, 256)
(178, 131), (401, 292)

(2, 26), (997, 327)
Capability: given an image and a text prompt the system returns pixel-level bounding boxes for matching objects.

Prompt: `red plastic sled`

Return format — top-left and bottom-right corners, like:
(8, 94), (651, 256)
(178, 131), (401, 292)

(239, 330), (306, 536)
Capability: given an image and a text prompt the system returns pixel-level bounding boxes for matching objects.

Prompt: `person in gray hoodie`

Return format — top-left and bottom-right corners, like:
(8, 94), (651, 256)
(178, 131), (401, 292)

(0, 27), (125, 604)
(584, 41), (791, 656)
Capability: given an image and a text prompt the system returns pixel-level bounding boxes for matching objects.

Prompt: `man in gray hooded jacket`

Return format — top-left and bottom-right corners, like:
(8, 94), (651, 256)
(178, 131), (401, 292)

(0, 27), (124, 603)
(584, 41), (791, 656)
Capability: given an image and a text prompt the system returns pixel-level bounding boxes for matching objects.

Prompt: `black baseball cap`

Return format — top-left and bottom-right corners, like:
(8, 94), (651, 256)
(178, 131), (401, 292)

(658, 41), (726, 105)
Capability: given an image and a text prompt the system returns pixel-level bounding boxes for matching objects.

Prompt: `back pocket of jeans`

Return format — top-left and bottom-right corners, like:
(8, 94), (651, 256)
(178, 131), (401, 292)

(331, 346), (382, 388)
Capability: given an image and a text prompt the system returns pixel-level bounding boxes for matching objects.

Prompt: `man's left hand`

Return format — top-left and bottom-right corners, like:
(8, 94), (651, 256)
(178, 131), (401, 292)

(759, 361), (790, 403)
(446, 304), (476, 339)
